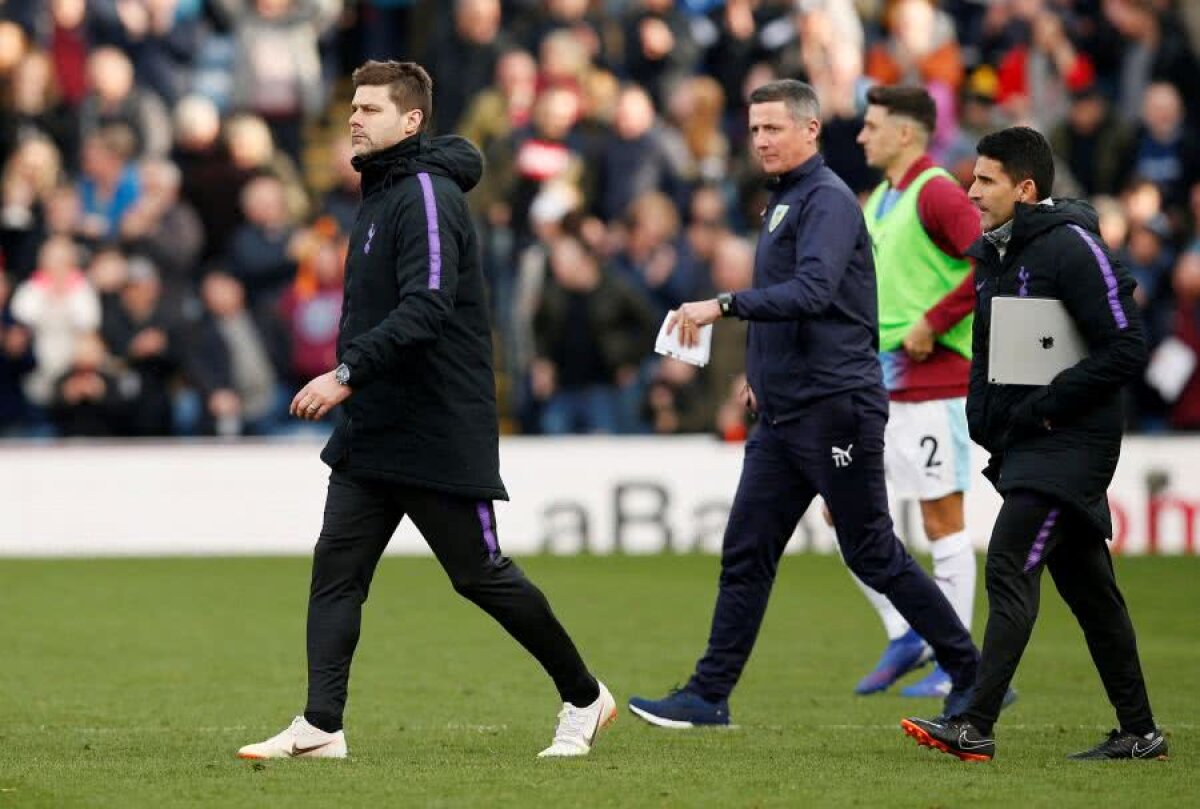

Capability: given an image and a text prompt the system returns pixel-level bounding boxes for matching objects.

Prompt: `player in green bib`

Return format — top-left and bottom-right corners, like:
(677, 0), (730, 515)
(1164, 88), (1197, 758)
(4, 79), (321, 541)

(846, 86), (983, 699)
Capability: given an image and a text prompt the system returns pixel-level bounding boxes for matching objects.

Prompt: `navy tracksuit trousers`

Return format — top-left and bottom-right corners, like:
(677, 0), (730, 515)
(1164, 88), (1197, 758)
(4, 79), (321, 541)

(688, 387), (979, 701)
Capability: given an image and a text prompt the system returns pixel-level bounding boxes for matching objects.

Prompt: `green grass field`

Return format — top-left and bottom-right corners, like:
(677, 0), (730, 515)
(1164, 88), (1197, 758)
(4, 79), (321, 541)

(1, 554), (1195, 808)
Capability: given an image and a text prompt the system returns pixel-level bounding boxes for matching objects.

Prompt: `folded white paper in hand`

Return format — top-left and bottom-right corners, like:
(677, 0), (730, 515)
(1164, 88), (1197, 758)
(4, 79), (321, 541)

(655, 311), (713, 367)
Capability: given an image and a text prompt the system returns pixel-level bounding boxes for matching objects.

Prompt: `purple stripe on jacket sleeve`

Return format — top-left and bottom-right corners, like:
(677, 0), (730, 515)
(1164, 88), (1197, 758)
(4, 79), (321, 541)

(416, 172), (442, 290)
(1023, 508), (1060, 572)
(1068, 224), (1127, 330)
(476, 502), (499, 556)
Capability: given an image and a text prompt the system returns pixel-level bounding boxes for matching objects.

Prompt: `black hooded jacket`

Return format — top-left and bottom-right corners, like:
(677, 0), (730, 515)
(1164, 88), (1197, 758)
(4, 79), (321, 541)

(966, 200), (1147, 536)
(321, 134), (507, 500)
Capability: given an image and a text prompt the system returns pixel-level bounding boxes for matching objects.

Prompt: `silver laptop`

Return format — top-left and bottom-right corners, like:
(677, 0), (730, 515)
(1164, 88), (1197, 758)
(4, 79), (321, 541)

(988, 296), (1088, 386)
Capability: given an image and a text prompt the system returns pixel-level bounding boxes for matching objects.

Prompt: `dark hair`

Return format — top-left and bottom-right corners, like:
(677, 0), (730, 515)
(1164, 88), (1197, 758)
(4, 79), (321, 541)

(976, 126), (1055, 197)
(748, 79), (820, 122)
(865, 85), (937, 135)
(352, 60), (433, 132)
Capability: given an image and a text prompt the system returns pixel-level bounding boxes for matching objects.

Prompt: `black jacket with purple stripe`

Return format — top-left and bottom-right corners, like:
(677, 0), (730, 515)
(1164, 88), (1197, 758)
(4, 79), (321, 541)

(966, 200), (1146, 536)
(322, 133), (508, 500)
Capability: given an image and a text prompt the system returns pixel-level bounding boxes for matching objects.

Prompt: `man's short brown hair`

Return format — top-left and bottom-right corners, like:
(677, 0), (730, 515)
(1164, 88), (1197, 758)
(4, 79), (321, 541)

(352, 60), (434, 132)
(865, 85), (937, 136)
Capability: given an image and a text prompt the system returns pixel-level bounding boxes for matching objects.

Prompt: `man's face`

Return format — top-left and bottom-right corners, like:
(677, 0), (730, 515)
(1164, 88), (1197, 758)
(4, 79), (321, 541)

(856, 104), (905, 170)
(968, 156), (1034, 232)
(749, 101), (817, 176)
(348, 85), (415, 158)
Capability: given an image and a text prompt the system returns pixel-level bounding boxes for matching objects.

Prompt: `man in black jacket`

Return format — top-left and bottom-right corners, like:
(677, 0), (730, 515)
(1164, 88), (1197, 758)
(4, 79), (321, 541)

(901, 128), (1166, 762)
(237, 61), (614, 761)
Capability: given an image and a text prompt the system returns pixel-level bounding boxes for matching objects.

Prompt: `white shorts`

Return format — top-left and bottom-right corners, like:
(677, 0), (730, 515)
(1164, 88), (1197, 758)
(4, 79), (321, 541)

(884, 397), (971, 502)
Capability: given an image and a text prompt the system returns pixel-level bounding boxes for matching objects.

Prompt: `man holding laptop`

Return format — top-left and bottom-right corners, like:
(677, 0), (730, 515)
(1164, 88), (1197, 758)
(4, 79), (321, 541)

(900, 127), (1167, 762)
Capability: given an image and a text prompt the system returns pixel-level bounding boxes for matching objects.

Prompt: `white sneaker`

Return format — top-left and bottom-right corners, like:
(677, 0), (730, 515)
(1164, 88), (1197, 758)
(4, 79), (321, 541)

(236, 716), (348, 760)
(537, 681), (617, 758)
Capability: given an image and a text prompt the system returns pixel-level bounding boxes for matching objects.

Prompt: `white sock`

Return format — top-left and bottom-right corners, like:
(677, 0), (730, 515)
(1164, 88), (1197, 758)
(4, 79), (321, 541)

(930, 530), (976, 633)
(850, 571), (910, 641)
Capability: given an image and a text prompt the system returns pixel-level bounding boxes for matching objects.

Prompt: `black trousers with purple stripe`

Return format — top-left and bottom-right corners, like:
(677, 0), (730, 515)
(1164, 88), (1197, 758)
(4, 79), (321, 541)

(964, 490), (1155, 737)
(304, 470), (597, 731)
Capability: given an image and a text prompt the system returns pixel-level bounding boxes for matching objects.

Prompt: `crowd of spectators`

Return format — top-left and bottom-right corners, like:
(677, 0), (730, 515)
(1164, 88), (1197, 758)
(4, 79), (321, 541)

(0, 0), (1198, 440)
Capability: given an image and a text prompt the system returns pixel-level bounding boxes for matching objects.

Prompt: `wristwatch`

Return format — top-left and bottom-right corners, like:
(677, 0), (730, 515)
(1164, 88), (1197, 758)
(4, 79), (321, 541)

(717, 292), (735, 318)
(334, 362), (352, 386)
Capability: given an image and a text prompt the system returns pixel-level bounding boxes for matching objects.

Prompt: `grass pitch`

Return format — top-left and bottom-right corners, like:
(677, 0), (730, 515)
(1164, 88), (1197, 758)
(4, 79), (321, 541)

(0, 554), (1195, 808)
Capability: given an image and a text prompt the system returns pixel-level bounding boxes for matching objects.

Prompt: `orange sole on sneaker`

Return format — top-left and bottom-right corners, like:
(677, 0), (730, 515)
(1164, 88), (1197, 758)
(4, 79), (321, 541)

(900, 719), (993, 763)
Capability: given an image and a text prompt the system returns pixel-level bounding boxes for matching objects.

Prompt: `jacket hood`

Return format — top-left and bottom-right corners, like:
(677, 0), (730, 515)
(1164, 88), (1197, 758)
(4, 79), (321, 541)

(354, 134), (483, 195)
(1012, 198), (1100, 245)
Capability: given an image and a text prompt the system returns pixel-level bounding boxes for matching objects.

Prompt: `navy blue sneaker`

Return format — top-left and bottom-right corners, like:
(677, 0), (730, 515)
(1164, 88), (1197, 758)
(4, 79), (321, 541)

(854, 629), (931, 695)
(628, 687), (731, 728)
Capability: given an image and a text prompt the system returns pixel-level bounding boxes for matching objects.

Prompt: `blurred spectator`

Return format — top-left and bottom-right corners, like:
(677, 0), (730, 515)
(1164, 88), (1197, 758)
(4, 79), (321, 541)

(91, 0), (201, 106)
(531, 234), (655, 434)
(611, 191), (699, 321)
(643, 357), (710, 434)
(425, 0), (510, 136)
(118, 157), (205, 314)
(514, 0), (609, 65)
(457, 48), (538, 188)
(9, 236), (101, 408)
(99, 257), (180, 436)
(1103, 0), (1199, 126)
(277, 216), (344, 387)
(707, 234), (754, 442)
(79, 47), (172, 159)
(211, 0), (342, 162)
(0, 136), (64, 281)
(1166, 239), (1200, 429)
(0, 269), (36, 435)
(507, 181), (583, 425)
(596, 85), (689, 222)
(224, 113), (310, 224)
(0, 20), (30, 86)
(226, 174), (299, 309)
(537, 27), (590, 94)
(677, 184), (731, 297)
(185, 272), (287, 436)
(172, 95), (253, 263)
(1095, 194), (1131, 251)
(77, 124), (141, 243)
(357, 0), (418, 63)
(48, 330), (128, 436)
(44, 0), (93, 108)
(866, 0), (964, 93)
(1131, 82), (1199, 213)
(483, 85), (585, 247)
(1050, 83), (1134, 197)
(943, 65), (1005, 188)
(316, 137), (361, 233)
(623, 0), (701, 109)
(700, 0), (775, 131)
(0, 49), (78, 170)
(995, 6), (1095, 130)
(666, 75), (730, 185)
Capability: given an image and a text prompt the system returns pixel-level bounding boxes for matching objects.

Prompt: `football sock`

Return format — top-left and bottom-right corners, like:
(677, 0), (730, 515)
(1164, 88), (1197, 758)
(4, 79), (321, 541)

(851, 571), (910, 641)
(931, 530), (976, 633)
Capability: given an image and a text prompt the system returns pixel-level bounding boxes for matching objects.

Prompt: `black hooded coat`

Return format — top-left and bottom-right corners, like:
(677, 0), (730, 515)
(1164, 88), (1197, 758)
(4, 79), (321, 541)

(322, 134), (507, 500)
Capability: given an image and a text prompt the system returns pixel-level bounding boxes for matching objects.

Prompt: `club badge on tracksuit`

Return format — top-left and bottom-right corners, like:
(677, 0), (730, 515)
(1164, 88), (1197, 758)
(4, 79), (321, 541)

(768, 204), (789, 233)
